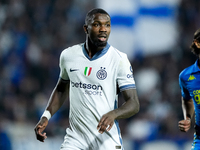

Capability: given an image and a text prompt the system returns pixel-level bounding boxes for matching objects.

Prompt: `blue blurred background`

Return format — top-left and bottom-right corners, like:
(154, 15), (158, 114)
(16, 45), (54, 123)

(0, 0), (199, 150)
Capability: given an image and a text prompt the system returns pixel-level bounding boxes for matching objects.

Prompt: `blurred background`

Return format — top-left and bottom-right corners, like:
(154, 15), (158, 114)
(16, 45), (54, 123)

(0, 0), (199, 150)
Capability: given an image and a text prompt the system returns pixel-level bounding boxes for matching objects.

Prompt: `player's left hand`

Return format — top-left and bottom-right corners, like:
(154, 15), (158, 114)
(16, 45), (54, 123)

(97, 111), (116, 134)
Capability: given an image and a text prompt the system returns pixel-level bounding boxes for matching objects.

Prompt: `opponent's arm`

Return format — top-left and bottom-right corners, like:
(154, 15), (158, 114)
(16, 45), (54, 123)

(178, 97), (194, 132)
(97, 88), (139, 134)
(34, 78), (69, 142)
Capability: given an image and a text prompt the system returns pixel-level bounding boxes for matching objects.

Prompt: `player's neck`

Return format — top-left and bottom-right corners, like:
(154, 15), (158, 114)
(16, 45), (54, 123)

(85, 41), (104, 58)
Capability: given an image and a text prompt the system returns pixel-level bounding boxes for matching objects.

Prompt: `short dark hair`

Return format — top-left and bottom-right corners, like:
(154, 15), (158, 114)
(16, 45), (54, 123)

(85, 8), (110, 25)
(190, 28), (200, 56)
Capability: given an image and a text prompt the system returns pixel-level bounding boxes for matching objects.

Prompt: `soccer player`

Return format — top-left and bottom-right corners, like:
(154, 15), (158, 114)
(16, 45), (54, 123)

(34, 8), (140, 150)
(178, 28), (200, 150)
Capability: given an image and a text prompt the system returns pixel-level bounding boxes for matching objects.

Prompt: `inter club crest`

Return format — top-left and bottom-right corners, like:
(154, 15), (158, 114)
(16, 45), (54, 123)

(96, 67), (107, 80)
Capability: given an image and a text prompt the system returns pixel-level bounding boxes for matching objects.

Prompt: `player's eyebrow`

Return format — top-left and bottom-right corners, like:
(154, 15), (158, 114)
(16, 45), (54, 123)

(92, 20), (111, 24)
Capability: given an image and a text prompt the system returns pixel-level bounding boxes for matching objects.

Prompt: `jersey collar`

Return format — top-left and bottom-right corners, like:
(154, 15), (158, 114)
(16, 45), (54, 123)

(191, 59), (200, 74)
(82, 43), (110, 61)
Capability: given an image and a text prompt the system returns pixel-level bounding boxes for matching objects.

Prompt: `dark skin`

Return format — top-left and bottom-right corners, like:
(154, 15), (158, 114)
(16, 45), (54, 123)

(83, 13), (111, 58)
(34, 79), (69, 142)
(34, 13), (140, 142)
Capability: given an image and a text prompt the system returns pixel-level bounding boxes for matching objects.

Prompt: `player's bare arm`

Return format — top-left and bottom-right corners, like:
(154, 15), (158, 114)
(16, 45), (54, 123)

(115, 88), (140, 119)
(45, 78), (69, 116)
(178, 98), (194, 132)
(97, 88), (139, 134)
(34, 78), (69, 142)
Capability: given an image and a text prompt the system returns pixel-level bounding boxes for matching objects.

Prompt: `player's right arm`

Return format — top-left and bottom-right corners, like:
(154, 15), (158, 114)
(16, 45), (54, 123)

(34, 78), (69, 142)
(178, 97), (194, 132)
(178, 72), (194, 132)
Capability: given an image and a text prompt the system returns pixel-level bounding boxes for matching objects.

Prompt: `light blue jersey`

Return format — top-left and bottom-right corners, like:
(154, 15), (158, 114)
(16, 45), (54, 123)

(59, 43), (136, 150)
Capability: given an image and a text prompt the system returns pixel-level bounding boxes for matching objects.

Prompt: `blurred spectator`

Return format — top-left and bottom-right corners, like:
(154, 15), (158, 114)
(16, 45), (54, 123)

(0, 114), (12, 150)
(0, 129), (12, 150)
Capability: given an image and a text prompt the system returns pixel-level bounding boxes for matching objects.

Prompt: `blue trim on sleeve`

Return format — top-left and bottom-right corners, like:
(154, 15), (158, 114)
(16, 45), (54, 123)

(119, 84), (136, 92)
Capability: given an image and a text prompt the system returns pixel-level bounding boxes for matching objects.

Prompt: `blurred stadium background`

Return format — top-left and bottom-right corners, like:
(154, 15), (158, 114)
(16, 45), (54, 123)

(0, 0), (199, 149)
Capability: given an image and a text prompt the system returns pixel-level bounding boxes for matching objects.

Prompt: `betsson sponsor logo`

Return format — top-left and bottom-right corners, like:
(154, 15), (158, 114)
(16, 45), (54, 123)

(71, 81), (103, 96)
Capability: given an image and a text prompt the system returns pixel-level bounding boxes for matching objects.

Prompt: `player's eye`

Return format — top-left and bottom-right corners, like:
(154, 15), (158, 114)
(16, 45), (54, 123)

(93, 23), (99, 27)
(106, 24), (110, 27)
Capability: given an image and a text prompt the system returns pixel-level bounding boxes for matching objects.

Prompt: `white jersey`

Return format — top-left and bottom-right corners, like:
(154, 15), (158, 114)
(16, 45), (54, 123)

(59, 43), (136, 150)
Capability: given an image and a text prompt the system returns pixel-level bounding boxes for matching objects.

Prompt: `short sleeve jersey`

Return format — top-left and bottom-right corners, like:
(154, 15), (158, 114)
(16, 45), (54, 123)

(179, 59), (200, 127)
(59, 43), (136, 150)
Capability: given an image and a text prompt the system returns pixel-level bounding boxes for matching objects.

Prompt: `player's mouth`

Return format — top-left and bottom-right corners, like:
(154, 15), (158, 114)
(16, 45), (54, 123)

(98, 35), (107, 42)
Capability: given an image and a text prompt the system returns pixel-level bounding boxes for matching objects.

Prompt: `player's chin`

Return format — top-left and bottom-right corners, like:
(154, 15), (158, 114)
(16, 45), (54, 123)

(96, 41), (107, 47)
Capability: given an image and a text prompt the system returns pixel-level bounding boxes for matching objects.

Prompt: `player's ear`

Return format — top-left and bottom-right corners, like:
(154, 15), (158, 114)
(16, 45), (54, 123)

(83, 25), (88, 34)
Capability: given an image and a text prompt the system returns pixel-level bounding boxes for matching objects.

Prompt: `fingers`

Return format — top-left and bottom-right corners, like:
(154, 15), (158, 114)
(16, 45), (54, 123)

(97, 116), (114, 134)
(98, 123), (113, 134)
(178, 120), (191, 132)
(37, 131), (47, 142)
(35, 126), (47, 142)
(179, 125), (190, 132)
(179, 126), (190, 132)
(34, 122), (48, 142)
